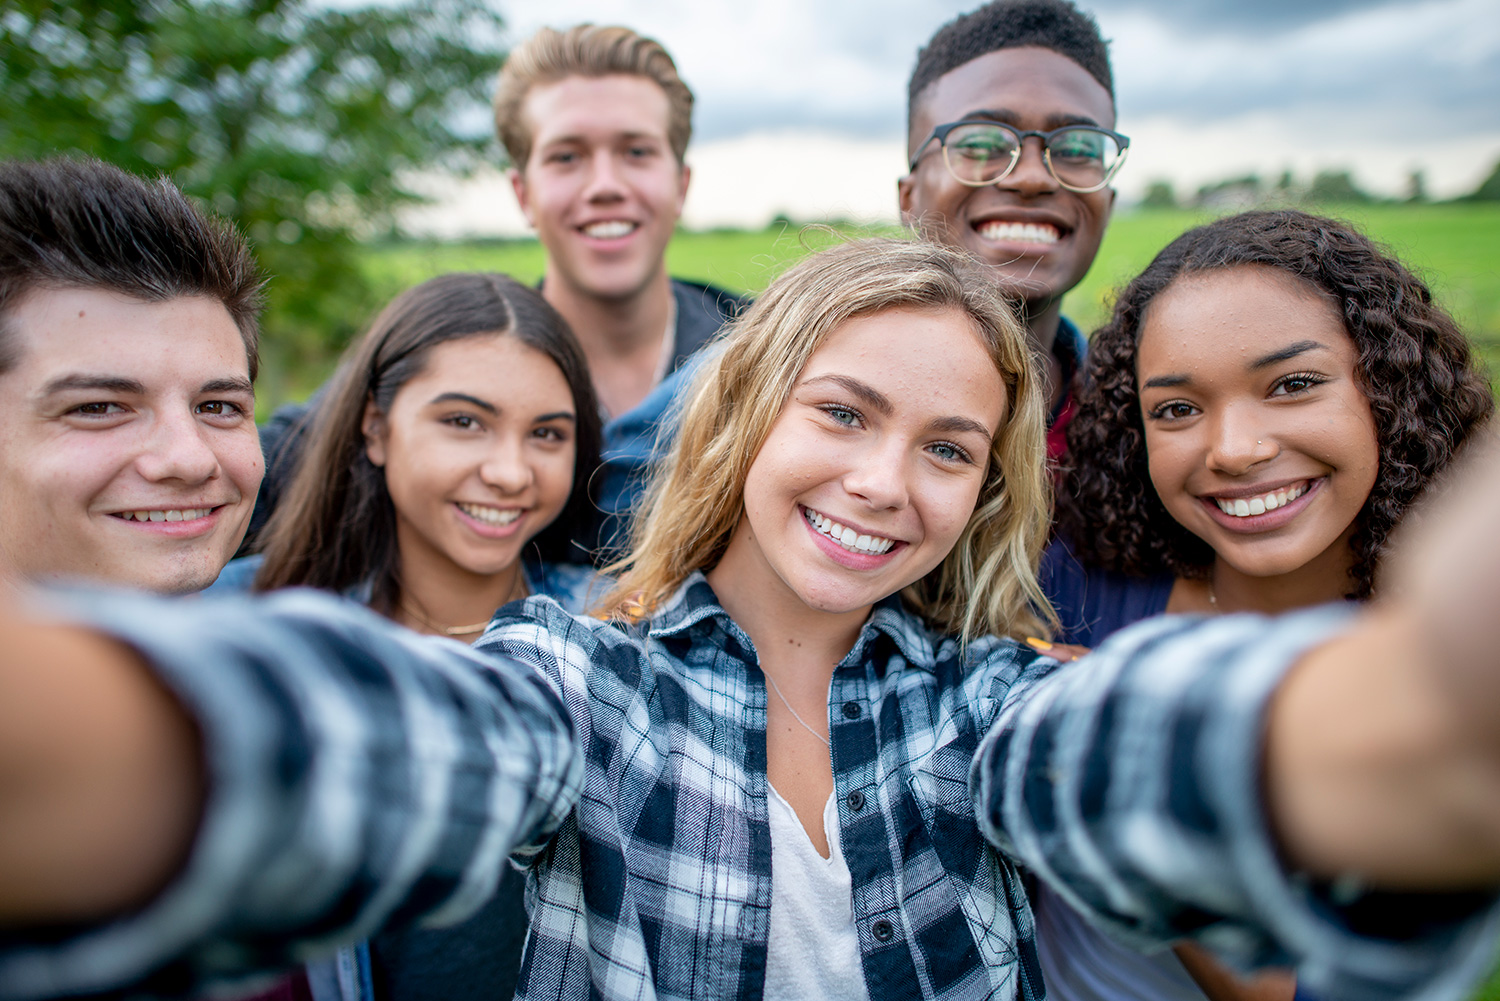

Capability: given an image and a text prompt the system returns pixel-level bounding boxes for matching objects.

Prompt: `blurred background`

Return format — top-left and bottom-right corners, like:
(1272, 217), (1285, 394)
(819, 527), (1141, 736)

(3, 0), (1497, 411)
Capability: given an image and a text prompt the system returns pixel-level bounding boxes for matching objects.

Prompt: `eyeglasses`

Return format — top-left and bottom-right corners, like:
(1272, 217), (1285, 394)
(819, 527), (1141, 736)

(909, 120), (1130, 194)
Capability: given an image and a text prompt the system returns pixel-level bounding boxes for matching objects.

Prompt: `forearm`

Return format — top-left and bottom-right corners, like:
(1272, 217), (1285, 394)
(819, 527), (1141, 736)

(0, 590), (581, 1001)
(0, 620), (202, 922)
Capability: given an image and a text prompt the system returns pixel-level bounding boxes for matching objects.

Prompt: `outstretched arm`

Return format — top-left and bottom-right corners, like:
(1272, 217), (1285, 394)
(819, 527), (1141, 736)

(0, 589), (581, 1001)
(977, 429), (1500, 1001)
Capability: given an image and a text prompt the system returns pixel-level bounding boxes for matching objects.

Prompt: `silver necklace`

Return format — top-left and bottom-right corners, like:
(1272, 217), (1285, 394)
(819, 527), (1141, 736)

(764, 672), (831, 749)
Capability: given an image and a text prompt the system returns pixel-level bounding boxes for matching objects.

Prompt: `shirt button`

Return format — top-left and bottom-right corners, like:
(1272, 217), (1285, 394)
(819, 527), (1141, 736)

(846, 789), (865, 812)
(871, 919), (895, 942)
(842, 701), (861, 719)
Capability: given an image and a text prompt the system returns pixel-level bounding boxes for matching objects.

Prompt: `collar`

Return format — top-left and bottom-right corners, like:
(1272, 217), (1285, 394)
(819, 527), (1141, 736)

(646, 572), (941, 673)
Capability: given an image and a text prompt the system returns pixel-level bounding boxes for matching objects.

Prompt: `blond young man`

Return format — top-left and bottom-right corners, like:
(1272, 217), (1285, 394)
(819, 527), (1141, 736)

(254, 26), (741, 560)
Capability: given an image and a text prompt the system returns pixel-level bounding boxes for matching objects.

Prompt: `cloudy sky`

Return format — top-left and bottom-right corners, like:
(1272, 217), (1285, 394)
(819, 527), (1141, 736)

(405, 0), (1500, 234)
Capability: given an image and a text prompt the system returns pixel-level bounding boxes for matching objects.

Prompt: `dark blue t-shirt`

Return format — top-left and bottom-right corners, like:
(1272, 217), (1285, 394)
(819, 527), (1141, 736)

(1040, 537), (1174, 648)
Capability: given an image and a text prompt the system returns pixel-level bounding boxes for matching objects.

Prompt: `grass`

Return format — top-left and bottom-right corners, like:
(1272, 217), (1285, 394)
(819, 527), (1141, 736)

(361, 203), (1500, 387)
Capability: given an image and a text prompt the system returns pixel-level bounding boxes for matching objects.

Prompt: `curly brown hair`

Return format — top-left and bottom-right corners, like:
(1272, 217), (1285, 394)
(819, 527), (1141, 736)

(1058, 209), (1494, 598)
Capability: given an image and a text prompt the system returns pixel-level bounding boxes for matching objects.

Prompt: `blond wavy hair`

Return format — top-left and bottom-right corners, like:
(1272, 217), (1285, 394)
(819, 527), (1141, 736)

(494, 24), (694, 168)
(602, 238), (1055, 643)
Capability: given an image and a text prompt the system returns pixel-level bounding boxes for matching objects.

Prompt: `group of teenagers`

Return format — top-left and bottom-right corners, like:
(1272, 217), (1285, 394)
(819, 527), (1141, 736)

(3, 3), (1500, 1001)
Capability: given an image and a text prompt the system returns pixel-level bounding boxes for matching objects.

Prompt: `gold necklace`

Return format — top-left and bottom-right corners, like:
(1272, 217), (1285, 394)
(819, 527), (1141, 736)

(400, 600), (492, 637)
(399, 575), (528, 638)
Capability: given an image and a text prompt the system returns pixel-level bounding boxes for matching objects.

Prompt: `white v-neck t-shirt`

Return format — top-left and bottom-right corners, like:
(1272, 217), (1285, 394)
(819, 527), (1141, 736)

(764, 783), (872, 1001)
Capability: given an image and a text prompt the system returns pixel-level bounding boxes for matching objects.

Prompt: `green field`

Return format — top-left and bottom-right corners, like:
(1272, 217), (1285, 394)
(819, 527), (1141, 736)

(359, 203), (1500, 393)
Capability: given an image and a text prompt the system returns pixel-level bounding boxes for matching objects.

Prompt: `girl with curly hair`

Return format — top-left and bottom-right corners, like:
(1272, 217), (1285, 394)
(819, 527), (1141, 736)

(1035, 209), (1494, 1001)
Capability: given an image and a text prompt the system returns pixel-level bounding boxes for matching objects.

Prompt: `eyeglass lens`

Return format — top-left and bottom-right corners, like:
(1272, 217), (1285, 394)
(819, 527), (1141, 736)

(942, 124), (1123, 190)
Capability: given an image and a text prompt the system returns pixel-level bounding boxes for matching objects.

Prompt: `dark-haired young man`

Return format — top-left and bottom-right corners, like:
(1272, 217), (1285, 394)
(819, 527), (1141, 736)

(0, 157), (265, 595)
(899, 0), (1124, 460)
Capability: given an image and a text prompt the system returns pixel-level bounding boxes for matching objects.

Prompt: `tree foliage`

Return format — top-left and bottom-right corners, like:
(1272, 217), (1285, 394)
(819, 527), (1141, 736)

(0, 0), (507, 400)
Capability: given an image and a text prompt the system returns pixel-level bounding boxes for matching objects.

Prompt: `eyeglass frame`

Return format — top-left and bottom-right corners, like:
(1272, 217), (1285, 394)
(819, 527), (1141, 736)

(907, 119), (1131, 194)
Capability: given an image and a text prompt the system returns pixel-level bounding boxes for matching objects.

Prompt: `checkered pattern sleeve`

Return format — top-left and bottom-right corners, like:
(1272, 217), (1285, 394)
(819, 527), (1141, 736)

(0, 587), (583, 1001)
(973, 608), (1500, 1001)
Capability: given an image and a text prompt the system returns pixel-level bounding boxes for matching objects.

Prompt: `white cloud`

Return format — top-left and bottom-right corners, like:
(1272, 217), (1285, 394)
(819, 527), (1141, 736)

(405, 0), (1500, 232)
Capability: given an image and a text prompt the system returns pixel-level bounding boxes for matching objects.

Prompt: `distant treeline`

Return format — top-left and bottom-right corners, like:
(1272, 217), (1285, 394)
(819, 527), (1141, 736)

(1139, 159), (1500, 211)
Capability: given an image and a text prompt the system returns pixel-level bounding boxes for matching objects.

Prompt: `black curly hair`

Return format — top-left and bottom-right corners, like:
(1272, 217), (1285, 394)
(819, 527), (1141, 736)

(1058, 209), (1494, 599)
(908, 0), (1113, 122)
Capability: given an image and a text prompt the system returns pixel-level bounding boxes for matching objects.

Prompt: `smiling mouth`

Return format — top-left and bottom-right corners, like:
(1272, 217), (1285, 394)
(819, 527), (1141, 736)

(581, 220), (637, 239)
(975, 220), (1060, 245)
(802, 506), (895, 555)
(1211, 480), (1309, 518)
(457, 501), (522, 526)
(111, 507), (216, 523)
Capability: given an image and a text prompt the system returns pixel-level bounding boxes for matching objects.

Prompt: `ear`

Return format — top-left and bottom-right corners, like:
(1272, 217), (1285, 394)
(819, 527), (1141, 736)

(674, 162), (692, 216)
(361, 398), (388, 468)
(508, 167), (537, 229)
(897, 173), (916, 227)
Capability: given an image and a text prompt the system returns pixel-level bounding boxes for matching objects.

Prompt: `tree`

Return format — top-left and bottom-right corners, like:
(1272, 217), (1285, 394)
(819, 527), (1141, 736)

(1140, 180), (1177, 210)
(1305, 169), (1373, 205)
(0, 0), (507, 401)
(1465, 159), (1500, 202)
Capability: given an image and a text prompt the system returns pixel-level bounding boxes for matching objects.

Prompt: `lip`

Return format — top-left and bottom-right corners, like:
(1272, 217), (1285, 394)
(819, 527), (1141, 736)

(800, 505), (904, 570)
(1198, 476), (1324, 534)
(453, 501), (528, 540)
(106, 504), (225, 539)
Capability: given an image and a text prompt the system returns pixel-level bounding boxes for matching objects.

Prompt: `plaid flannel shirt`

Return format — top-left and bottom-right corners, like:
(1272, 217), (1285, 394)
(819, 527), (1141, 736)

(4, 580), (1498, 1001)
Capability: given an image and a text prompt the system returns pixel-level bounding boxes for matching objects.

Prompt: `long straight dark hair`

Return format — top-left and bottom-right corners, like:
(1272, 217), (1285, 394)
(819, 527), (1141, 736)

(255, 273), (601, 612)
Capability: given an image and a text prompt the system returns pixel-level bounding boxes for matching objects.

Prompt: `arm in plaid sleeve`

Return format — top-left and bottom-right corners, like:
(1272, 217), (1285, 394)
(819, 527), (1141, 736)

(0, 587), (583, 1001)
(973, 609), (1500, 1001)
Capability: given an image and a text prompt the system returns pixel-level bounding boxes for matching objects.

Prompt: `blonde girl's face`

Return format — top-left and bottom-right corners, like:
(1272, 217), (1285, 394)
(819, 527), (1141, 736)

(363, 334), (577, 584)
(720, 306), (1007, 618)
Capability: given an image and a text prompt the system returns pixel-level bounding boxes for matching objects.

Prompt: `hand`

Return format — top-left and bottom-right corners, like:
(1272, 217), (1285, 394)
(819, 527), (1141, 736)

(1025, 636), (1090, 662)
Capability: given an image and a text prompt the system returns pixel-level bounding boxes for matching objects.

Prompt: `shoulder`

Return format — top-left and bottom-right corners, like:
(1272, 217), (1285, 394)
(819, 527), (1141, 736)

(202, 554), (263, 595)
(481, 594), (644, 694)
(1042, 537), (1174, 648)
(527, 560), (608, 616)
(670, 278), (748, 362)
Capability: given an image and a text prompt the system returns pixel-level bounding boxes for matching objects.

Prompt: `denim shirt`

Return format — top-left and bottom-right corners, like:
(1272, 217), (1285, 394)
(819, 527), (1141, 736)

(6, 582), (1498, 1001)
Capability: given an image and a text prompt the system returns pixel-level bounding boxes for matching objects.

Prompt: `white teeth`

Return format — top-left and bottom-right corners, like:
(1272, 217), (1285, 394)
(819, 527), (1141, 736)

(117, 508), (212, 523)
(1214, 483), (1307, 518)
(583, 220), (635, 239)
(803, 507), (895, 555)
(977, 221), (1060, 245)
(458, 502), (522, 526)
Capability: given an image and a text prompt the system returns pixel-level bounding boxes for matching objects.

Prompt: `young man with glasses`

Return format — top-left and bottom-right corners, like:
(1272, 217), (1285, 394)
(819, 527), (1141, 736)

(899, 0), (1126, 459)
(901, 4), (1293, 1001)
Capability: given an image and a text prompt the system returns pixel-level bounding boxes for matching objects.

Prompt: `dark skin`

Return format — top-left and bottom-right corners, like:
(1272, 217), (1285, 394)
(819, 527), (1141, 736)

(899, 47), (1117, 415)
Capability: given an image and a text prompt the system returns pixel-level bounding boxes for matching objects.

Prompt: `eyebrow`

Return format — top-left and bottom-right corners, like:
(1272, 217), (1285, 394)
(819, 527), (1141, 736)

(430, 392), (498, 414)
(802, 374), (893, 416)
(927, 414), (995, 439)
(959, 108), (1103, 130)
(1249, 340), (1328, 370)
(1142, 340), (1333, 390)
(41, 374), (147, 396)
(203, 377), (254, 395)
(534, 411), (576, 423)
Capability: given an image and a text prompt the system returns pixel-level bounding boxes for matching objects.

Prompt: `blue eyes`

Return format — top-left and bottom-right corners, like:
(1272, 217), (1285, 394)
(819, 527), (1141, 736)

(817, 404), (974, 464)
